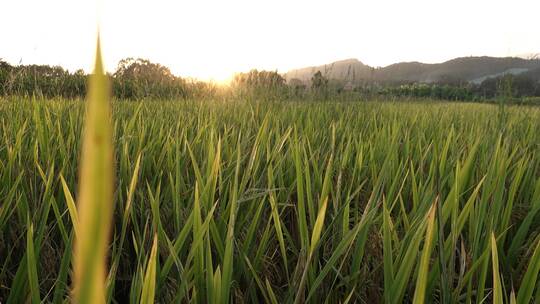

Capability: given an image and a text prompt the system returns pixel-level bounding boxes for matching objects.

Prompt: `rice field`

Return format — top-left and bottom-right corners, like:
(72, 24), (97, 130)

(1, 92), (540, 303)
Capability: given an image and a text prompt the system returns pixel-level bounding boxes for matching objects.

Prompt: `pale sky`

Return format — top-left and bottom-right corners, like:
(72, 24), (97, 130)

(1, 0), (539, 81)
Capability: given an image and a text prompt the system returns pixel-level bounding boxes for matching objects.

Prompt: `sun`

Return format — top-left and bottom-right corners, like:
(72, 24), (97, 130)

(167, 64), (234, 85)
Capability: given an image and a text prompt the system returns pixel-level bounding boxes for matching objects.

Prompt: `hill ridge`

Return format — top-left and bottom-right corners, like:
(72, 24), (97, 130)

(284, 56), (540, 84)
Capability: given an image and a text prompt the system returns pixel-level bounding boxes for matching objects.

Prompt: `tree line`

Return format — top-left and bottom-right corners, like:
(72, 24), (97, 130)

(375, 75), (540, 102)
(0, 58), (217, 100)
(2, 57), (540, 103)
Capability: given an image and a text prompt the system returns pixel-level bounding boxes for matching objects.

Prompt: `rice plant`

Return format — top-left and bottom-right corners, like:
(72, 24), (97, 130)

(1, 91), (540, 302)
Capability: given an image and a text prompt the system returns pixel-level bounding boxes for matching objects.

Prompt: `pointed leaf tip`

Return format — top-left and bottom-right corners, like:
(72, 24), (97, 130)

(94, 34), (104, 75)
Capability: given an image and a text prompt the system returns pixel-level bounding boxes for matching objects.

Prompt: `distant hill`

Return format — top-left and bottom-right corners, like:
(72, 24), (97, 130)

(284, 56), (540, 85)
(284, 59), (374, 83)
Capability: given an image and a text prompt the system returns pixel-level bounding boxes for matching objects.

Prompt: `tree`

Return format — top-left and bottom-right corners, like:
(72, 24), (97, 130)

(311, 71), (329, 99)
(288, 78), (306, 97)
(232, 69), (286, 100)
(0, 59), (12, 95)
(311, 71), (328, 90)
(114, 58), (174, 82)
(113, 58), (186, 99)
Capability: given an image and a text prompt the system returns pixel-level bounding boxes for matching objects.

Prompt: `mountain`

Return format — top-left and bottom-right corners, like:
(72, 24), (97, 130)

(284, 59), (374, 83)
(515, 53), (540, 60)
(284, 56), (540, 85)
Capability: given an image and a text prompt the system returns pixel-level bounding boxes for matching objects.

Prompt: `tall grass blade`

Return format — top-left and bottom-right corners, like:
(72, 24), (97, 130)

(491, 233), (504, 304)
(413, 202), (437, 304)
(140, 235), (158, 304)
(72, 35), (114, 304)
(516, 238), (540, 304)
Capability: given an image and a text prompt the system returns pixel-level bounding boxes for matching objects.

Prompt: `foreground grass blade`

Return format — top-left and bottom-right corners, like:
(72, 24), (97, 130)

(491, 233), (503, 304)
(413, 202), (437, 304)
(383, 199), (394, 303)
(60, 175), (79, 238)
(517, 238), (540, 304)
(26, 219), (40, 304)
(140, 235), (158, 304)
(294, 197), (329, 304)
(309, 197), (328, 255)
(72, 36), (114, 304)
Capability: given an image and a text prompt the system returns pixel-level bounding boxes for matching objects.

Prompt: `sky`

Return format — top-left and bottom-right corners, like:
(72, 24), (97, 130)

(1, 0), (539, 82)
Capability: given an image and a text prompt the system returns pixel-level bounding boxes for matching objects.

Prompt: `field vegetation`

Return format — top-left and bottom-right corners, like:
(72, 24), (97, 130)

(1, 93), (540, 302)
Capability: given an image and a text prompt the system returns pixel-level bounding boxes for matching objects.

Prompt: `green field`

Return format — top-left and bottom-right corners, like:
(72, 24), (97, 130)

(1, 98), (540, 303)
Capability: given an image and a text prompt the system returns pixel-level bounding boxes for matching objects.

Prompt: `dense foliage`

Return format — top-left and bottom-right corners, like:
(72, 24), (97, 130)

(0, 61), (86, 98)
(376, 83), (477, 101)
(1, 98), (540, 302)
(0, 59), (216, 100)
(376, 75), (540, 101)
(231, 69), (287, 100)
